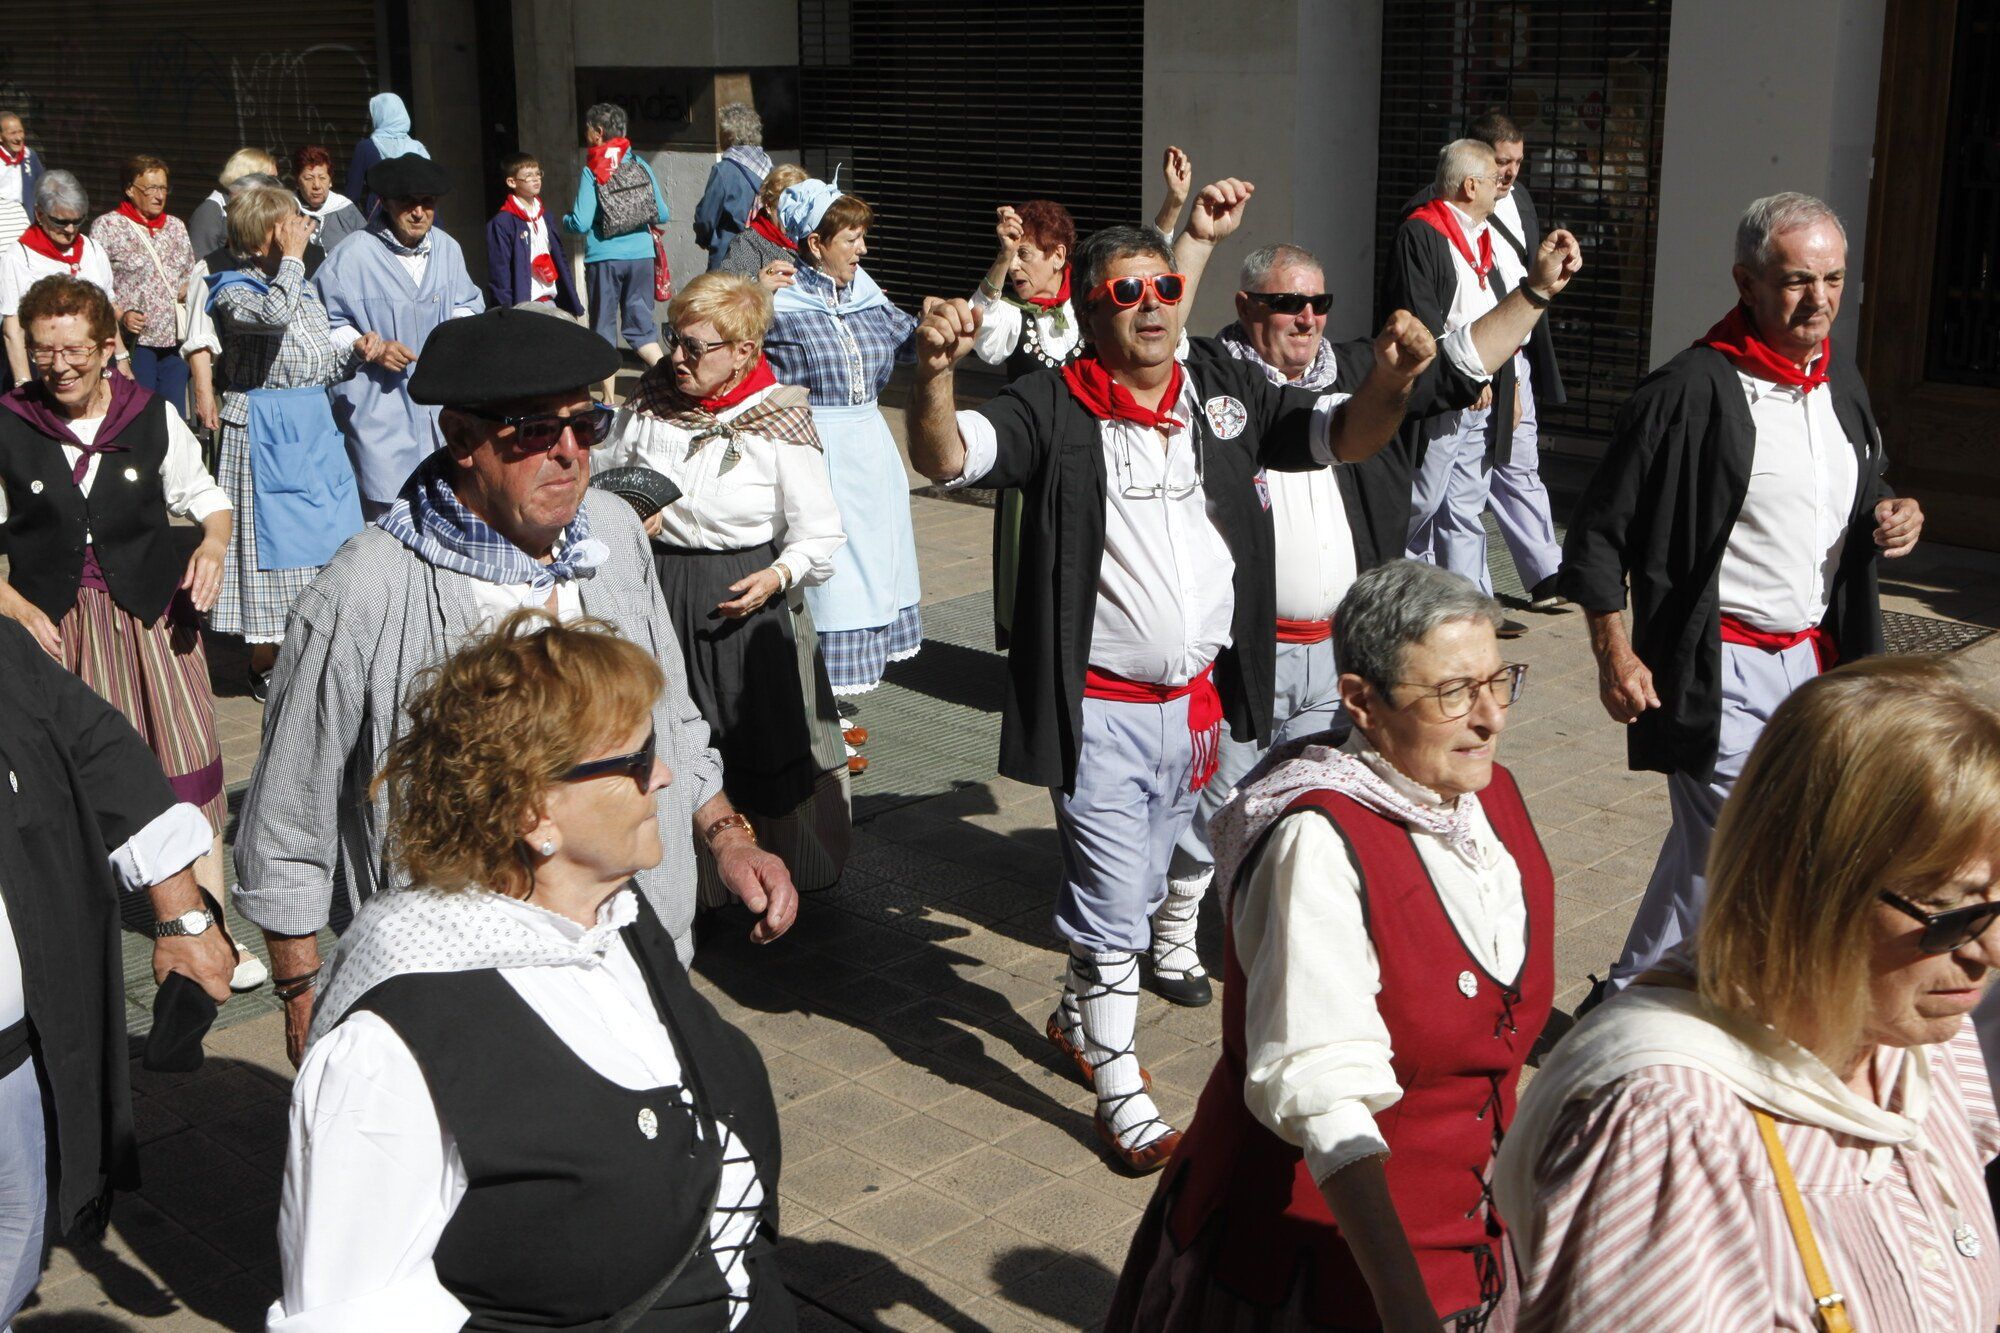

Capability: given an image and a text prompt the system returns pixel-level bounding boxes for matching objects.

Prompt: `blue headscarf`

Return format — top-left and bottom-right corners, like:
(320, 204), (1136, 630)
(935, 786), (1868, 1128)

(367, 93), (429, 161)
(775, 168), (843, 245)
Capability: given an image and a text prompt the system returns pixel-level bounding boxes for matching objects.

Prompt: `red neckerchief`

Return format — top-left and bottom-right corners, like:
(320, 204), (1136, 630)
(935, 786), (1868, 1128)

(1410, 198), (1494, 289)
(500, 194), (543, 224)
(1696, 304), (1830, 392)
(699, 356), (777, 413)
(1022, 267), (1071, 312)
(115, 200), (169, 233)
(749, 212), (797, 252)
(18, 224), (84, 273)
(1060, 356), (1186, 433)
(501, 195), (559, 286)
(0, 144), (22, 168)
(585, 138), (631, 185)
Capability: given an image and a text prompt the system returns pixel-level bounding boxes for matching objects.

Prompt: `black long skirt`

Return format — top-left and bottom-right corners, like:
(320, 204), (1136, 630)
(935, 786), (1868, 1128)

(654, 541), (849, 890)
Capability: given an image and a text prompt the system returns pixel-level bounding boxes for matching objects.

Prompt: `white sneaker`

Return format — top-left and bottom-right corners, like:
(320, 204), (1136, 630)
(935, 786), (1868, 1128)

(229, 949), (270, 993)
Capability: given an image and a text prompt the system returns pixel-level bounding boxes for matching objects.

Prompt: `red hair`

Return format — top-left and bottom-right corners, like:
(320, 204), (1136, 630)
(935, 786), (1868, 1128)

(291, 144), (334, 177)
(1015, 200), (1076, 258)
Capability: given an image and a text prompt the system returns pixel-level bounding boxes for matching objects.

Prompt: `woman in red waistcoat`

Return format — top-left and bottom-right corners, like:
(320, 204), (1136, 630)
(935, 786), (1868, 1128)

(1108, 559), (1554, 1332)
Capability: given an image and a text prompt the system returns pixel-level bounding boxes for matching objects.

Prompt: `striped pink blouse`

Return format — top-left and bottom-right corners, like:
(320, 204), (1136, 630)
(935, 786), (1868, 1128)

(1505, 1024), (2000, 1331)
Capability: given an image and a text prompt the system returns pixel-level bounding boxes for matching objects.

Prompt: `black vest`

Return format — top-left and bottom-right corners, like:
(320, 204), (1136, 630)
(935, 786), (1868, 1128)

(0, 395), (183, 622)
(349, 896), (793, 1332)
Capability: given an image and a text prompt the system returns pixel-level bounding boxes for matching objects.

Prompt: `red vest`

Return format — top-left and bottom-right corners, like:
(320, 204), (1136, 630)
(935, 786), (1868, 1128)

(1164, 764), (1554, 1326)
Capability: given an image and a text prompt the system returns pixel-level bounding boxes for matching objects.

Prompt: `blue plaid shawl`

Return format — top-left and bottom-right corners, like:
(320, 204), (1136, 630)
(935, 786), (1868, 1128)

(376, 450), (608, 593)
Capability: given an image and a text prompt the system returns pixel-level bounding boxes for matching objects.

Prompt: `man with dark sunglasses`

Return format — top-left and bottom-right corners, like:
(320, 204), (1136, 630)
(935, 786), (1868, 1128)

(235, 307), (797, 1067)
(907, 179), (1438, 1176)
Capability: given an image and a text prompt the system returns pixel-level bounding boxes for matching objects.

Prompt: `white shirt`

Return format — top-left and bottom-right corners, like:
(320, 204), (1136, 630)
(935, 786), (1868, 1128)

(0, 159), (23, 208)
(1488, 191), (1531, 345)
(1718, 363), (1861, 633)
(0, 802), (211, 1028)
(968, 288), (1082, 371)
(464, 574), (584, 629)
(1269, 465), (1357, 624)
(511, 198), (558, 304)
(1439, 201), (1500, 334)
(0, 409), (231, 532)
(600, 384), (847, 585)
(271, 890), (765, 1331)
(952, 374), (1349, 683)
(0, 199), (26, 253)
(0, 234), (117, 319)
(1235, 735), (1528, 1185)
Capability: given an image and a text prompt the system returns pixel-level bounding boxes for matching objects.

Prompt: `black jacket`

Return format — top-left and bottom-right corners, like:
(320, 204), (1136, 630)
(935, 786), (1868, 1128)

(1558, 346), (1890, 778)
(971, 357), (1328, 791)
(1381, 217), (1519, 467)
(0, 617), (179, 1238)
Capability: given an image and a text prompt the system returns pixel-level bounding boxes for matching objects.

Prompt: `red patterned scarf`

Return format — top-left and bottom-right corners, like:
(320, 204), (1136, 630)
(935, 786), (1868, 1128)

(585, 138), (631, 185)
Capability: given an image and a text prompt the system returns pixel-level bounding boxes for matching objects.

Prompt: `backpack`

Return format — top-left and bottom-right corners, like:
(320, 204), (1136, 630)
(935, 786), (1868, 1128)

(595, 155), (657, 239)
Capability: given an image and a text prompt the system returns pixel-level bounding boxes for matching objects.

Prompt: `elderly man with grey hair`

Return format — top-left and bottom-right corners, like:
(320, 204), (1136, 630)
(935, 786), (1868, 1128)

(0, 111), (42, 263)
(1108, 558), (1552, 1331)
(564, 100), (670, 394)
(0, 170), (124, 384)
(1563, 191), (1922, 1003)
(693, 102), (772, 271)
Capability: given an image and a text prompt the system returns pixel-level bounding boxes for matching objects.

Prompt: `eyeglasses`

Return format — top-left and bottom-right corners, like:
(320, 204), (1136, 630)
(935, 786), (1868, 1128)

(1391, 663), (1528, 720)
(28, 343), (102, 367)
(559, 728), (657, 789)
(1089, 272), (1186, 309)
(1878, 889), (2000, 956)
(1118, 432), (1203, 500)
(1247, 291), (1333, 316)
(667, 329), (734, 362)
(41, 214), (82, 230)
(131, 183), (168, 197)
(461, 402), (616, 451)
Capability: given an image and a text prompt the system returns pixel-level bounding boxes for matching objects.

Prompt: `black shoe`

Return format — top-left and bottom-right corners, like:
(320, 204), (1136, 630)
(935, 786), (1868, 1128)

(1146, 961), (1213, 1008)
(1526, 1006), (1577, 1068)
(1527, 574), (1569, 612)
(246, 668), (271, 703)
(1572, 973), (1612, 1021)
(1496, 617), (1530, 640)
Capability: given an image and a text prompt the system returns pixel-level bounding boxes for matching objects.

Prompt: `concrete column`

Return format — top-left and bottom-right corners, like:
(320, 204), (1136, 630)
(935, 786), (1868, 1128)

(405, 0), (487, 257)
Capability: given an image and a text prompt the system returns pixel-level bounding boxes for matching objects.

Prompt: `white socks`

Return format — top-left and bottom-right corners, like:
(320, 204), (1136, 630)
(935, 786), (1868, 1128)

(1068, 948), (1170, 1151)
(1150, 869), (1210, 980)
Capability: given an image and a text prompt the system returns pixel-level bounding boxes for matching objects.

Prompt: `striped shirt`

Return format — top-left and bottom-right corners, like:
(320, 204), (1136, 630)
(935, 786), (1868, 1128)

(1506, 1024), (2000, 1332)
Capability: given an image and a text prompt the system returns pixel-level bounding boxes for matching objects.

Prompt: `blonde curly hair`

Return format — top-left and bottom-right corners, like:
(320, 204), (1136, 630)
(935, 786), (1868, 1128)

(372, 609), (664, 899)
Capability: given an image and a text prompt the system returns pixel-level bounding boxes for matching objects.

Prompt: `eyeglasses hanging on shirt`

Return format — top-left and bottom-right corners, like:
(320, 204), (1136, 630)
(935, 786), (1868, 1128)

(1116, 428), (1205, 501)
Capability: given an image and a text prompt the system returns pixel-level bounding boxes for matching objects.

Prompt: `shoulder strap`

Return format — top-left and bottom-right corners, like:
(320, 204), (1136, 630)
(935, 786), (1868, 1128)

(1751, 1107), (1855, 1333)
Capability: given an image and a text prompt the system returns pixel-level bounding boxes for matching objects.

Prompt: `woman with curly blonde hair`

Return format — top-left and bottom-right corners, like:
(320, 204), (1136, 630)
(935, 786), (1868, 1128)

(270, 610), (793, 1330)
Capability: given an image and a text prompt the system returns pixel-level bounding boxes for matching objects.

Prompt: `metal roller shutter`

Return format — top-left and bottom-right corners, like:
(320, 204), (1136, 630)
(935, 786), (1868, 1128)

(0, 3), (386, 227)
(797, 0), (1144, 308)
(1375, 0), (1673, 440)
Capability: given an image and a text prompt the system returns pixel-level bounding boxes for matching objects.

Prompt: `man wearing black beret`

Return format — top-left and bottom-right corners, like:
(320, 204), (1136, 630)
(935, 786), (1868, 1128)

(314, 153), (485, 518)
(234, 307), (799, 1065)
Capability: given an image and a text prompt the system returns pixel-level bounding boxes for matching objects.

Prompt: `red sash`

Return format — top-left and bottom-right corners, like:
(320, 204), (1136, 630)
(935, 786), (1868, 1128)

(1274, 617), (1333, 645)
(1719, 613), (1836, 673)
(1083, 664), (1222, 791)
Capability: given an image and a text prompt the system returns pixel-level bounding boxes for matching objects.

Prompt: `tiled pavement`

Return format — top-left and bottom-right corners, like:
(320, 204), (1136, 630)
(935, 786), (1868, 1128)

(17, 430), (2000, 1329)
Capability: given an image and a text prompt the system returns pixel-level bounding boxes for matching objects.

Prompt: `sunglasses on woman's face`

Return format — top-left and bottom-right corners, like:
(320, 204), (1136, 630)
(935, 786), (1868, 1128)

(1879, 889), (2000, 955)
(559, 728), (657, 789)
(1089, 272), (1187, 309)
(1246, 290), (1333, 316)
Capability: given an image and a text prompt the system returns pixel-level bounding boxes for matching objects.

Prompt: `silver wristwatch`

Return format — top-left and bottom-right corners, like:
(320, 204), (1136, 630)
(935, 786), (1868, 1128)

(152, 908), (215, 939)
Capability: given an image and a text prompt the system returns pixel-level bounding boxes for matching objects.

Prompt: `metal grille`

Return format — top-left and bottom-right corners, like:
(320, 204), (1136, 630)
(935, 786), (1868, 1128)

(1882, 609), (1997, 657)
(0, 2), (384, 229)
(1375, 1), (1672, 439)
(796, 0), (1144, 309)
(1926, 1), (2000, 385)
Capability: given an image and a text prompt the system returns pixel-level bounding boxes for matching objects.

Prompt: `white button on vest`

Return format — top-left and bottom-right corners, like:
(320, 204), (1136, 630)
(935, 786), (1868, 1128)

(28, 480), (42, 494)
(1457, 970), (1478, 998)
(123, 467), (139, 481)
(6, 772), (14, 793)
(637, 1107), (658, 1140)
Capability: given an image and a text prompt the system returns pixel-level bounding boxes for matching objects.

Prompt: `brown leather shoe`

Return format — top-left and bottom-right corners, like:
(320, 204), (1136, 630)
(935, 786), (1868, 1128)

(1045, 1012), (1151, 1091)
(845, 754), (869, 774)
(1095, 1114), (1182, 1175)
(843, 725), (869, 747)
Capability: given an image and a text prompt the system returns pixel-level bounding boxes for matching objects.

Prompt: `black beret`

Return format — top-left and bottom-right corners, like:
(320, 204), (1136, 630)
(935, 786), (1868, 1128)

(367, 153), (450, 200)
(409, 306), (622, 407)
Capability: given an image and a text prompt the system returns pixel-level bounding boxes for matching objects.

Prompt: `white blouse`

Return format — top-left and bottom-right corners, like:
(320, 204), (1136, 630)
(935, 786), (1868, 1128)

(599, 383), (846, 585)
(0, 234), (117, 319)
(969, 288), (1081, 371)
(1233, 735), (1528, 1186)
(0, 409), (229, 529)
(270, 890), (765, 1331)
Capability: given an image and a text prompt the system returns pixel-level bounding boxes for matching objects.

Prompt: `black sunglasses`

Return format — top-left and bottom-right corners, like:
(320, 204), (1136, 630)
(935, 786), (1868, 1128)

(462, 402), (616, 451)
(1247, 291), (1333, 316)
(1879, 889), (2000, 955)
(559, 728), (657, 788)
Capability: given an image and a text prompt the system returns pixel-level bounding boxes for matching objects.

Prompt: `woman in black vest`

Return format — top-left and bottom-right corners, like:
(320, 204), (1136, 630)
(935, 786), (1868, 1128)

(272, 610), (795, 1331)
(0, 274), (261, 985)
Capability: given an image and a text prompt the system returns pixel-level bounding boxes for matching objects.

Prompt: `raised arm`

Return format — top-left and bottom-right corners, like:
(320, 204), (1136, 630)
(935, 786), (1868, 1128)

(1172, 177), (1255, 313)
(907, 297), (984, 482)
(1325, 312), (1437, 463)
(1462, 229), (1583, 373)
(1153, 145), (1192, 236)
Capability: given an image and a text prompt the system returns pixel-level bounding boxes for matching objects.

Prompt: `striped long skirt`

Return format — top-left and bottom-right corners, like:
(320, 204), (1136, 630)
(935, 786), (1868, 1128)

(59, 585), (228, 835)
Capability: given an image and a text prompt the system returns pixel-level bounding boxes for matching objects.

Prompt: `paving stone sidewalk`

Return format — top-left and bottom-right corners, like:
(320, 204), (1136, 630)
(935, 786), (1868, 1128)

(17, 435), (2000, 1329)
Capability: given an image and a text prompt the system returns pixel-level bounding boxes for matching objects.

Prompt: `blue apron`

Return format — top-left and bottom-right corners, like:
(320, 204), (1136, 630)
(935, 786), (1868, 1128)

(245, 385), (363, 570)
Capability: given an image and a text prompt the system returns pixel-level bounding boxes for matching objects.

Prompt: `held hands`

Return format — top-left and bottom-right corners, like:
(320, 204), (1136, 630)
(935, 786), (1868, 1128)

(717, 567), (784, 618)
(1372, 310), (1437, 382)
(1161, 146), (1193, 204)
(994, 205), (1025, 259)
(1874, 497), (1923, 558)
(370, 336), (417, 373)
(276, 213), (313, 261)
(1184, 178), (1255, 245)
(181, 538), (225, 613)
(916, 297), (982, 376)
(1527, 228), (1584, 300)
(353, 331), (385, 364)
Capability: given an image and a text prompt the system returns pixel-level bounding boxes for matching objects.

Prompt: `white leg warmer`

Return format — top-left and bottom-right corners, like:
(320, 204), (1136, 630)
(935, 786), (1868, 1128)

(1068, 948), (1170, 1151)
(1150, 868), (1211, 980)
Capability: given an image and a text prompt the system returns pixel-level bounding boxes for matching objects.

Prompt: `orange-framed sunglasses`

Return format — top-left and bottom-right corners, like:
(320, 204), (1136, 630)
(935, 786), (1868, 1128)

(1088, 272), (1188, 308)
